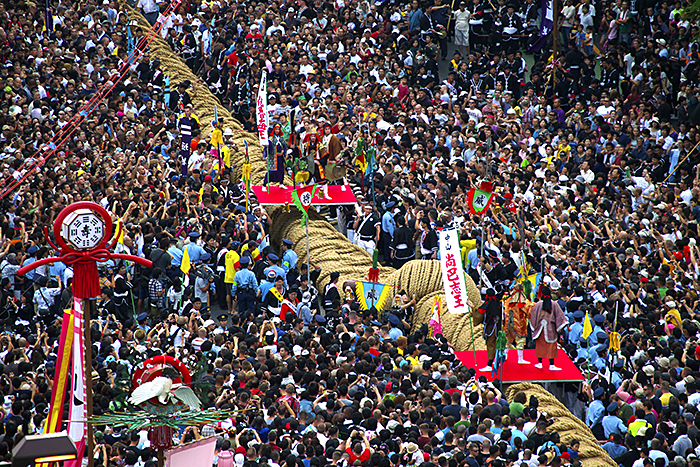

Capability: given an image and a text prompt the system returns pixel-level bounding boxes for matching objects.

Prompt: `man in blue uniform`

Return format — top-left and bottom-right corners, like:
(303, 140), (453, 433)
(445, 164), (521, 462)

(233, 256), (258, 322)
(587, 387), (606, 440)
(588, 313), (605, 346)
(577, 338), (590, 362)
(281, 239), (298, 284)
(168, 239), (183, 267)
(22, 245), (40, 287)
(568, 310), (584, 344)
(590, 331), (609, 371)
(602, 402), (628, 438)
(185, 232), (206, 264)
(264, 253), (287, 288)
(381, 201), (396, 266)
(611, 360), (624, 390)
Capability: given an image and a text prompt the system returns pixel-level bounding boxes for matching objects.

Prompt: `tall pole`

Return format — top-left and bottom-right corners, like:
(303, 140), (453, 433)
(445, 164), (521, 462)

(84, 299), (94, 467)
(306, 220), (310, 284)
(479, 215), (485, 290)
(552, 0), (558, 58)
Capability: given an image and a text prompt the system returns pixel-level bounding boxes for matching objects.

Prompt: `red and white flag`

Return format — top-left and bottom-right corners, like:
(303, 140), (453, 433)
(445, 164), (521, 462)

(256, 71), (269, 147)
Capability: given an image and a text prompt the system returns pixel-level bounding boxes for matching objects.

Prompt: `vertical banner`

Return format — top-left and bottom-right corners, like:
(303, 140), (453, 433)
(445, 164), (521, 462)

(528, 0), (554, 52)
(65, 300), (87, 467)
(44, 310), (75, 434)
(41, 310), (75, 467)
(45, 0), (53, 33)
(438, 230), (470, 315)
(256, 71), (269, 147)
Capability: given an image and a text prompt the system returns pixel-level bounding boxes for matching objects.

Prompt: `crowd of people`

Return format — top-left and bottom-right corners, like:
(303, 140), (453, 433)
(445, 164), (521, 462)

(0, 0), (698, 466)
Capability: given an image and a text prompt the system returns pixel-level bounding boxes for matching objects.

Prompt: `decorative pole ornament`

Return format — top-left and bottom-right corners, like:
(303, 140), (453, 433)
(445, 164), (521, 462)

(17, 201), (152, 467)
(17, 201), (152, 298)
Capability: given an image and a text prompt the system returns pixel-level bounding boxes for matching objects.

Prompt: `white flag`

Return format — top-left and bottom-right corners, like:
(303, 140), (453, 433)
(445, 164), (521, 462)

(439, 229), (470, 315)
(256, 71), (269, 147)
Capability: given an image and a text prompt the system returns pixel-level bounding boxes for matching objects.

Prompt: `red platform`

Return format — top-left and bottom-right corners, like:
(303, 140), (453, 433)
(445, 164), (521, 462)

(252, 185), (357, 205)
(455, 349), (584, 383)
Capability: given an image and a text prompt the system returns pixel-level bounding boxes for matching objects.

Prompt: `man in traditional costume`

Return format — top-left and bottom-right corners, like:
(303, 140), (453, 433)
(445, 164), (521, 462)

(264, 124), (286, 185)
(530, 285), (567, 371)
(503, 283), (533, 364)
(303, 131), (323, 181)
(320, 125), (345, 182)
(478, 289), (501, 372)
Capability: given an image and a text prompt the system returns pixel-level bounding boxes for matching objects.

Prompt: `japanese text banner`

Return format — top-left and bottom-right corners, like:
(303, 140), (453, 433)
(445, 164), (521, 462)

(439, 230), (470, 315)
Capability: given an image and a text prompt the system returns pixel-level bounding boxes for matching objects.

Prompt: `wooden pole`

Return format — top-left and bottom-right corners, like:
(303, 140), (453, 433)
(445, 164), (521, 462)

(158, 448), (165, 467)
(552, 0), (558, 58)
(84, 298), (94, 467)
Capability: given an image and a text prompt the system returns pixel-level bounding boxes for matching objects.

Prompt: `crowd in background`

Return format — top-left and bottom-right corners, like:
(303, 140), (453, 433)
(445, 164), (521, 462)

(0, 0), (698, 466)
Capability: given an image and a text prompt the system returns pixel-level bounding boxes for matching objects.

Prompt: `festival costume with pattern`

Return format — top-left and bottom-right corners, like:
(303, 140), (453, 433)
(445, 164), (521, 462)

(264, 125), (286, 184)
(530, 285), (567, 370)
(503, 284), (533, 364)
(478, 289), (501, 372)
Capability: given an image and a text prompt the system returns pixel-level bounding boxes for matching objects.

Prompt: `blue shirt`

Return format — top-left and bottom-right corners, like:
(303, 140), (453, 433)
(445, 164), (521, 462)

(232, 268), (258, 293)
(22, 258), (37, 281)
(611, 371), (623, 390)
(264, 265), (287, 287)
(586, 400), (605, 427)
(588, 325), (604, 346)
(282, 249), (297, 273)
(382, 211), (396, 237)
(388, 327), (403, 340)
(168, 246), (183, 267)
(467, 248), (479, 271)
(49, 262), (67, 283)
(258, 281), (274, 301)
(601, 442), (626, 459)
(568, 322), (583, 344)
(602, 414), (627, 438)
(185, 243), (206, 264)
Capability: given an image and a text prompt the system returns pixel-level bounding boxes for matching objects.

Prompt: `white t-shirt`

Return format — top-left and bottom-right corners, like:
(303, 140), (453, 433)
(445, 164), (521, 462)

(466, 108), (482, 123)
(454, 10), (471, 30)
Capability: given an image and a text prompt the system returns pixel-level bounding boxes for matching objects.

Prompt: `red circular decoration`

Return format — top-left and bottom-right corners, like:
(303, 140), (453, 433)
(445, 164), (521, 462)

(52, 201), (114, 253)
(132, 355), (192, 390)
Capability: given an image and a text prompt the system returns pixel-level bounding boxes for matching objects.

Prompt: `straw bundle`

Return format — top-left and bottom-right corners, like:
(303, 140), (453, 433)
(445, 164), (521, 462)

(504, 383), (617, 467)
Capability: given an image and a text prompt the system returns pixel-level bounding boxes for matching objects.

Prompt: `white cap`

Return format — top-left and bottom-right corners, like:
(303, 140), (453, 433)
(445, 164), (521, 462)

(203, 319), (216, 327)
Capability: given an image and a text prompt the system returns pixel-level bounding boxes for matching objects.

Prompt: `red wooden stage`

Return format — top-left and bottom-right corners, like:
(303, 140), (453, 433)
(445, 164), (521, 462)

(252, 185), (357, 205)
(455, 349), (584, 383)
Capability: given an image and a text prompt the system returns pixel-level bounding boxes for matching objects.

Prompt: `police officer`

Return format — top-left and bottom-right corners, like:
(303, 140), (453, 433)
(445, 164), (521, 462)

(569, 310), (584, 345)
(611, 360), (624, 390)
(587, 386), (606, 440)
(590, 331), (608, 370)
(185, 232), (206, 264)
(264, 253), (287, 288)
(602, 403), (628, 438)
(588, 313), (605, 347)
(281, 239), (298, 285)
(232, 256), (258, 322)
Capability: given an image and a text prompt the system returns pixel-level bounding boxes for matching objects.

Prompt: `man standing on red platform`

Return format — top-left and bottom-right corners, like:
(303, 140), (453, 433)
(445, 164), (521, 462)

(530, 285), (567, 371)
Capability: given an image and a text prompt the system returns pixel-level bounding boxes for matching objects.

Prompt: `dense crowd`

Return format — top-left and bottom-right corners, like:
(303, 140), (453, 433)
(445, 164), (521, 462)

(0, 0), (698, 466)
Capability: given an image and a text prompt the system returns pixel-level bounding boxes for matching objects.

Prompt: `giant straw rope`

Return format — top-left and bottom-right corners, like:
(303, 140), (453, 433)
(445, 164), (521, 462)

(505, 383), (617, 467)
(125, 2), (480, 319)
(130, 10), (611, 466)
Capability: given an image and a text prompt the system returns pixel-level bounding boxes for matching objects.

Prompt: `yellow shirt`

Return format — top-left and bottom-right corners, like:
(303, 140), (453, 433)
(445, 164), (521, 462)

(659, 392), (672, 407)
(224, 250), (240, 283)
(460, 239), (477, 265)
(221, 144), (232, 169)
